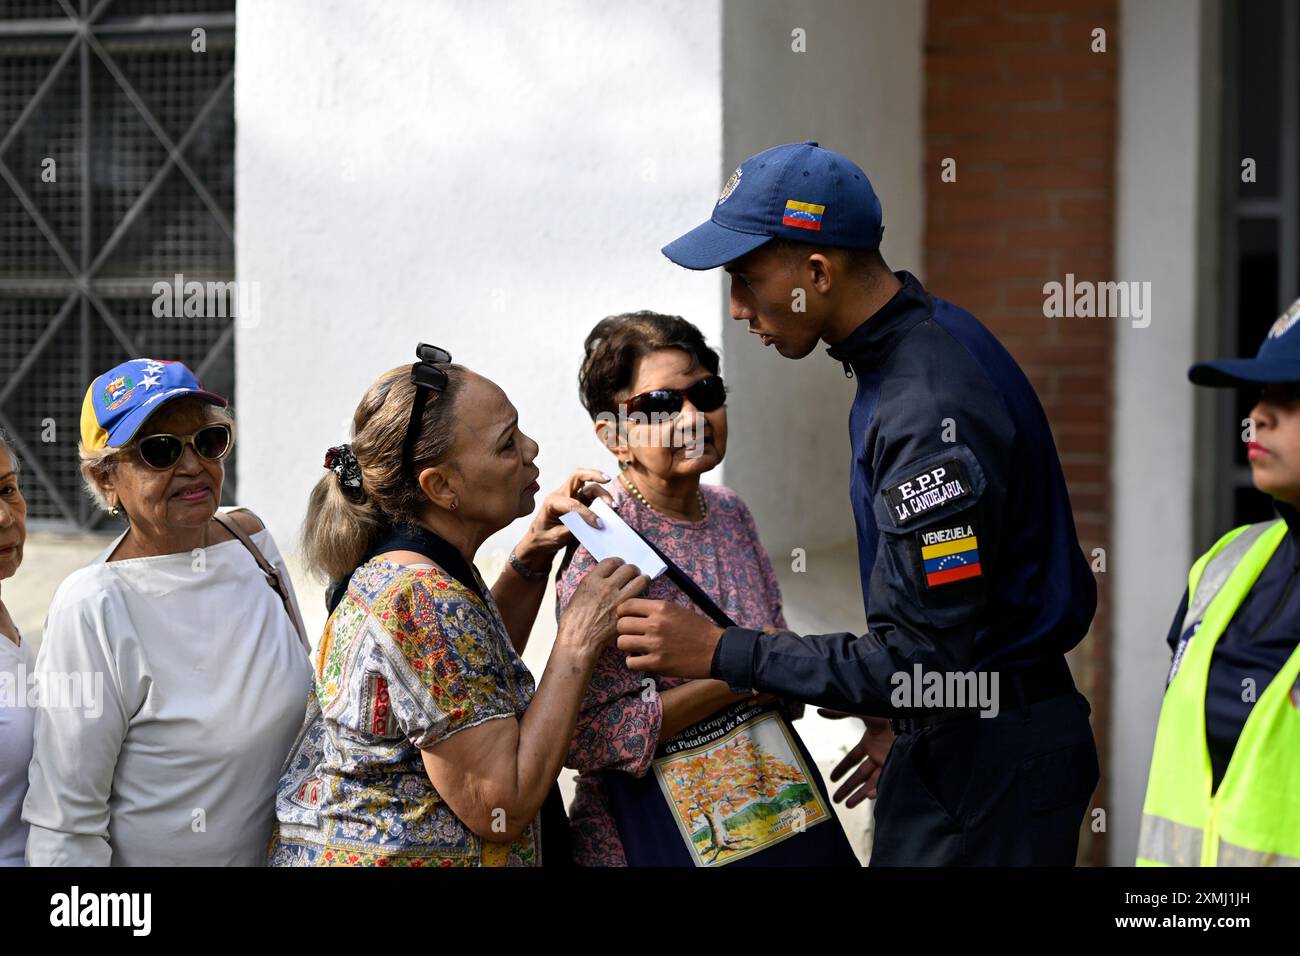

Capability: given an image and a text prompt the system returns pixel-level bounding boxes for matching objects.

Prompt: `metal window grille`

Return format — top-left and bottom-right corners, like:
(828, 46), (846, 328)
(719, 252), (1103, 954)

(0, 0), (235, 531)
(1212, 0), (1300, 539)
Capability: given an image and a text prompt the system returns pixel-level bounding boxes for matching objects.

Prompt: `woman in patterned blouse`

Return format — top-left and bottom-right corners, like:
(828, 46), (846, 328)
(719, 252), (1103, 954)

(556, 312), (857, 867)
(270, 358), (648, 866)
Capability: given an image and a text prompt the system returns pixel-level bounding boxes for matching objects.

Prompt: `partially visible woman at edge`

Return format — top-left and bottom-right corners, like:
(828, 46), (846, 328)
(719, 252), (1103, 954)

(1138, 296), (1300, 867)
(270, 351), (648, 866)
(0, 430), (32, 867)
(556, 312), (859, 867)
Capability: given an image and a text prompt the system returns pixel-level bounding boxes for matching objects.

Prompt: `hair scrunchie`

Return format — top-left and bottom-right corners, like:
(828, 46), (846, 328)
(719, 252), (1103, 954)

(323, 443), (363, 493)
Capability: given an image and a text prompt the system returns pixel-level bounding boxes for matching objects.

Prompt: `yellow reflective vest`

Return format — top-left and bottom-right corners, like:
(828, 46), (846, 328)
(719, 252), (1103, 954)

(1138, 520), (1300, 866)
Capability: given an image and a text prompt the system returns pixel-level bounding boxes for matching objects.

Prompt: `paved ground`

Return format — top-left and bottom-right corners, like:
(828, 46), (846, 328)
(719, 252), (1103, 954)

(6, 530), (877, 864)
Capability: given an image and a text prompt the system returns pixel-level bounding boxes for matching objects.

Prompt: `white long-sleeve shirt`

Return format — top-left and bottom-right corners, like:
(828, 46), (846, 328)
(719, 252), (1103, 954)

(0, 631), (34, 866)
(22, 521), (314, 866)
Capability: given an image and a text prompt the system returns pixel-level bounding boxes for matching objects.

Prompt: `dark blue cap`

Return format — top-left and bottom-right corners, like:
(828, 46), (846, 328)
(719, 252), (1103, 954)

(1189, 297), (1300, 386)
(662, 141), (884, 270)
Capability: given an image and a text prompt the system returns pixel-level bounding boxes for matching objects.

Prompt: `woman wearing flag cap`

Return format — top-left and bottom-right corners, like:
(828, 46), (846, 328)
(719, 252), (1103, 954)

(22, 358), (314, 866)
(1138, 297), (1300, 866)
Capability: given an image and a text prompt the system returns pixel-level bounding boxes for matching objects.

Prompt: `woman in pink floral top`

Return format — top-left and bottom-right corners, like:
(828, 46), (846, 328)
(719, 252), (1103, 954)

(557, 480), (788, 864)
(557, 312), (857, 867)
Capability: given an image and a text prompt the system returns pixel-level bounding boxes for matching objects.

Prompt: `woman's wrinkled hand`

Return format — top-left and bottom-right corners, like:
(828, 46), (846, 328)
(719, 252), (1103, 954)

(513, 468), (614, 572)
(558, 557), (650, 657)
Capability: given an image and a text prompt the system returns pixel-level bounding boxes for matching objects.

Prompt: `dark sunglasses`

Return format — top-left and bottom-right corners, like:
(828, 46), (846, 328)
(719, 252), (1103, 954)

(135, 423), (233, 470)
(623, 375), (727, 417)
(402, 343), (452, 478)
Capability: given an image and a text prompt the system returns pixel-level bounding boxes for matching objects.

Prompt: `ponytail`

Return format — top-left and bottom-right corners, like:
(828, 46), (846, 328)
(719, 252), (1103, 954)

(301, 470), (385, 584)
(300, 362), (466, 584)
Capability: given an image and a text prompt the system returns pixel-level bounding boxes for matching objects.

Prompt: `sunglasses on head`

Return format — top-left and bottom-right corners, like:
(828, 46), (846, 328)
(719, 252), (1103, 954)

(623, 375), (727, 417)
(402, 343), (453, 479)
(134, 423), (233, 470)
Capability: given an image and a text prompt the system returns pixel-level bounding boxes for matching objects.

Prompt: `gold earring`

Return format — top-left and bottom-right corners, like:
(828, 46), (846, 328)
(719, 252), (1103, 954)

(449, 500), (458, 511)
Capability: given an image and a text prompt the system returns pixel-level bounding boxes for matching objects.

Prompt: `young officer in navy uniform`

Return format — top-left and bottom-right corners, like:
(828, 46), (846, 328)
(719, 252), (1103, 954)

(614, 141), (1100, 865)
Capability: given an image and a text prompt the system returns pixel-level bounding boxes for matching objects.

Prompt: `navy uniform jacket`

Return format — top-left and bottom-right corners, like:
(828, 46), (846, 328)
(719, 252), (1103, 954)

(1164, 503), (1300, 790)
(711, 271), (1097, 715)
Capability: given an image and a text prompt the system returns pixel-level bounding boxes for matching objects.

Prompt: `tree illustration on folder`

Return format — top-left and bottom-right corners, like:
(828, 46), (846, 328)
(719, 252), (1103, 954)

(660, 733), (815, 864)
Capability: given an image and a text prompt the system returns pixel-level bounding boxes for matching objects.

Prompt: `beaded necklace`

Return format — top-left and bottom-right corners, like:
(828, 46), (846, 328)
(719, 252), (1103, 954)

(618, 471), (707, 520)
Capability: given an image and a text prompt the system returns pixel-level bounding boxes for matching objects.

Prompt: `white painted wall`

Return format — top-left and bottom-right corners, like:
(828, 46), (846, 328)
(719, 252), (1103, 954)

(1110, 0), (1210, 865)
(235, 0), (725, 817)
(236, 0), (724, 569)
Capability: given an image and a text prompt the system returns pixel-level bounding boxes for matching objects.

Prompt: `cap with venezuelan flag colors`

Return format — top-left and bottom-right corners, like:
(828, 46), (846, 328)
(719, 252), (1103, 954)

(80, 358), (227, 451)
(661, 140), (884, 270)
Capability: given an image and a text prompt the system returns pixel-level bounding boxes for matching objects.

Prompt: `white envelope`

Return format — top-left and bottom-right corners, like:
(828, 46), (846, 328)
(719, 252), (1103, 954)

(559, 497), (667, 579)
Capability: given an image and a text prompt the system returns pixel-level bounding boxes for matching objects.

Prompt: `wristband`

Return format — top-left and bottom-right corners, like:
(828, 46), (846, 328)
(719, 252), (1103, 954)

(509, 548), (552, 581)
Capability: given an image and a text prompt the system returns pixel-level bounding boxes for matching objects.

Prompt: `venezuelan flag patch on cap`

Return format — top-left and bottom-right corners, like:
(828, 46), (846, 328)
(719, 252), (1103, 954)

(782, 199), (825, 231)
(918, 522), (982, 588)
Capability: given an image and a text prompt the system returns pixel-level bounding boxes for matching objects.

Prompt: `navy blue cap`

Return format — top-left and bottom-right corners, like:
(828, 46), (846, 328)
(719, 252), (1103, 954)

(1190, 297), (1300, 386)
(662, 141), (884, 270)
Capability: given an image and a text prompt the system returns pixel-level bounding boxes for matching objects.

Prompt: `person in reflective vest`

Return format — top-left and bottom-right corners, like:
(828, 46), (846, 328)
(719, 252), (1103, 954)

(1139, 296), (1300, 866)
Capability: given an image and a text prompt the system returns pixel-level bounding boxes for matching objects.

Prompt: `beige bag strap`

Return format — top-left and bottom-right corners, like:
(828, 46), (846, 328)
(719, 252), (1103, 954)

(212, 510), (311, 656)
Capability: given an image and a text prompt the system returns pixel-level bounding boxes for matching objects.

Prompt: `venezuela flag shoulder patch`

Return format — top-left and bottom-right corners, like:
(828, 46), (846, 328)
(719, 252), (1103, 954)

(917, 522), (982, 588)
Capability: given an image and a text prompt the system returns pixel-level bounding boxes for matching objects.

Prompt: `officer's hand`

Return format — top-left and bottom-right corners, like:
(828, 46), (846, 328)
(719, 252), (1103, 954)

(616, 599), (723, 679)
(820, 710), (895, 807)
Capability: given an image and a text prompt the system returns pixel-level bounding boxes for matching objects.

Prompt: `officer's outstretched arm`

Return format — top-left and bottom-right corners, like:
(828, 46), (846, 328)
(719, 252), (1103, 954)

(712, 351), (1012, 715)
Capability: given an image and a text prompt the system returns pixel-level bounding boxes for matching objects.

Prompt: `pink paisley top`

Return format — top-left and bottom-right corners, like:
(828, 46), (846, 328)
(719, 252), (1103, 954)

(554, 479), (787, 866)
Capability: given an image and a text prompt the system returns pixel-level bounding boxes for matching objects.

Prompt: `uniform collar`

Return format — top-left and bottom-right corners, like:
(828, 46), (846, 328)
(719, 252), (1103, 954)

(825, 270), (932, 377)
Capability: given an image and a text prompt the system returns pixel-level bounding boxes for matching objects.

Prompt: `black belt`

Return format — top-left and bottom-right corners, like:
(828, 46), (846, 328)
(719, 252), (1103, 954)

(889, 655), (1077, 736)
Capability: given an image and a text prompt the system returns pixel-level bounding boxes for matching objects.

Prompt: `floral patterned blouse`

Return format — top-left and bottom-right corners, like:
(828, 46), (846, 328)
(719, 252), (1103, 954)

(269, 557), (541, 866)
(555, 479), (787, 866)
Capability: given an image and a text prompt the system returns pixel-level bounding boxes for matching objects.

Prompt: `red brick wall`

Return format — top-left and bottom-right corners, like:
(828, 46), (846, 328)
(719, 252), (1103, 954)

(924, 0), (1118, 866)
